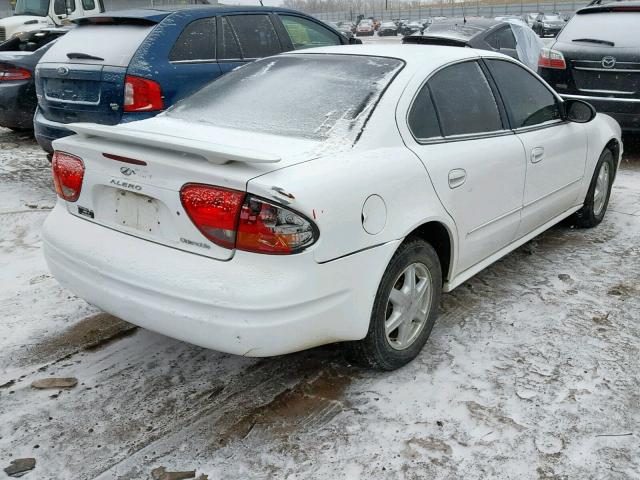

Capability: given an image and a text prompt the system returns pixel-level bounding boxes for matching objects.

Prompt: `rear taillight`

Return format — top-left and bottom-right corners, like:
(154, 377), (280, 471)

(0, 65), (31, 81)
(180, 184), (245, 249)
(236, 197), (317, 254)
(180, 184), (318, 254)
(52, 152), (85, 202)
(124, 75), (163, 112)
(538, 48), (566, 70)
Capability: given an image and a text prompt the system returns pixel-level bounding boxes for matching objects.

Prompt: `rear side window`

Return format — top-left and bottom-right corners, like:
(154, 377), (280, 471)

(226, 15), (281, 59)
(40, 24), (154, 66)
(279, 15), (341, 50)
(428, 61), (503, 136)
(170, 17), (216, 62)
(81, 0), (95, 10)
(220, 17), (242, 60)
(485, 59), (561, 128)
(557, 12), (640, 48)
(408, 84), (441, 140)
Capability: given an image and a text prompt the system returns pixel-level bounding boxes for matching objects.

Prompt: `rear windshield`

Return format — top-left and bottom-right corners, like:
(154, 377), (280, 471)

(558, 12), (640, 47)
(41, 24), (154, 66)
(166, 54), (404, 141)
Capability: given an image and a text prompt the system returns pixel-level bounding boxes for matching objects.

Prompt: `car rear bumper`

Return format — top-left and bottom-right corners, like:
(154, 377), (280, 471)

(561, 94), (640, 131)
(0, 81), (36, 129)
(33, 108), (75, 153)
(42, 204), (398, 357)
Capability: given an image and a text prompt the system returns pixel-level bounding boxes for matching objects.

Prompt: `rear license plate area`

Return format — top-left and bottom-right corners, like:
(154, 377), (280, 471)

(44, 78), (101, 104)
(114, 190), (160, 235)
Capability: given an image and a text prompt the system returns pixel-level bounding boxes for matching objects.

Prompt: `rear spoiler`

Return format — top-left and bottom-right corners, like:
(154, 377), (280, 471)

(67, 123), (281, 165)
(74, 10), (169, 26)
(402, 35), (468, 47)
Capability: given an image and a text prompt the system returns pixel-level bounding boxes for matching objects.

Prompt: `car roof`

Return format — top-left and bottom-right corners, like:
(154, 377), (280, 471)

(76, 5), (313, 24)
(282, 44), (495, 70)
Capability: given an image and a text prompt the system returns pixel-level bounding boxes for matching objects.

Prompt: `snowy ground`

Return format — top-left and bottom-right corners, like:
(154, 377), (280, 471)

(1, 124), (640, 478)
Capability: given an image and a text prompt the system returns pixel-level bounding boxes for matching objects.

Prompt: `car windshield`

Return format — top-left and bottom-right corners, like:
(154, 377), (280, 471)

(166, 54), (404, 142)
(557, 12), (640, 47)
(544, 14), (563, 21)
(14, 0), (49, 16)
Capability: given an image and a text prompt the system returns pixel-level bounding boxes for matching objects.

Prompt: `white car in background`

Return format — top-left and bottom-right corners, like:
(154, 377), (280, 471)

(43, 45), (621, 370)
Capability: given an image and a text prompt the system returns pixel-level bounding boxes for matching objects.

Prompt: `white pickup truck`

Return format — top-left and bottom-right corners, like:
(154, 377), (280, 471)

(0, 0), (104, 42)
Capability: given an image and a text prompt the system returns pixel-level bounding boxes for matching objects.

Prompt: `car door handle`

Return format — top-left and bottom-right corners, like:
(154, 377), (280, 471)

(448, 168), (467, 189)
(531, 147), (545, 163)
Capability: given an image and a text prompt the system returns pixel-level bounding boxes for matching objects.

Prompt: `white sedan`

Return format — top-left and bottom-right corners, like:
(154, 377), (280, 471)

(43, 45), (621, 370)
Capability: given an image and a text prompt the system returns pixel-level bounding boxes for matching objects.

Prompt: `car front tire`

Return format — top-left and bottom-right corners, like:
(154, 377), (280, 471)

(346, 238), (442, 371)
(572, 148), (615, 228)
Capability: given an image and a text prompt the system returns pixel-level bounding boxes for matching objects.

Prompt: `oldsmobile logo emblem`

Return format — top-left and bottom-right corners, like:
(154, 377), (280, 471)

(120, 167), (135, 176)
(56, 66), (70, 75)
(601, 56), (616, 69)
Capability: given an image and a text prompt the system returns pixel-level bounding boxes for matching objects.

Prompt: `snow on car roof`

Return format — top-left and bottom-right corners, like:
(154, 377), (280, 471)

(282, 44), (502, 73)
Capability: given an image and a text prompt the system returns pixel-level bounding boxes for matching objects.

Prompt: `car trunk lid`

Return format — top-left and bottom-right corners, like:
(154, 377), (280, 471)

(555, 41), (640, 98)
(52, 117), (321, 261)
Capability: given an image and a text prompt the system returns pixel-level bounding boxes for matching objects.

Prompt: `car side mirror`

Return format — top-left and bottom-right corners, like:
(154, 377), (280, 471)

(349, 37), (362, 45)
(565, 99), (596, 123)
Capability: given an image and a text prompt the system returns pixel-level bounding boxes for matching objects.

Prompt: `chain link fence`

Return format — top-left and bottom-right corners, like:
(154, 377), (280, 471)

(312, 1), (588, 22)
(0, 0), (214, 18)
(1, 0), (587, 23)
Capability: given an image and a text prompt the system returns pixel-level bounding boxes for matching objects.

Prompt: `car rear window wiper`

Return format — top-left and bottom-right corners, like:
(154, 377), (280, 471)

(66, 52), (105, 61)
(572, 38), (615, 47)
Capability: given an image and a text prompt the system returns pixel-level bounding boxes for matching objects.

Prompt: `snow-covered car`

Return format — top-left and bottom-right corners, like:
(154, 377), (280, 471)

(42, 45), (621, 370)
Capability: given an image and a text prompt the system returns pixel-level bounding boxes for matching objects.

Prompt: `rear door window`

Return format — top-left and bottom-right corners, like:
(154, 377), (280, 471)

(485, 59), (561, 128)
(408, 83), (441, 140)
(40, 24), (155, 66)
(170, 17), (216, 62)
(225, 15), (281, 59)
(428, 61), (503, 136)
(279, 15), (342, 49)
(81, 0), (95, 10)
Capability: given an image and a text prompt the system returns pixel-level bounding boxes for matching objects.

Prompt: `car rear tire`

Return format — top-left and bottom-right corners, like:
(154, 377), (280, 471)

(572, 148), (615, 228)
(346, 238), (442, 371)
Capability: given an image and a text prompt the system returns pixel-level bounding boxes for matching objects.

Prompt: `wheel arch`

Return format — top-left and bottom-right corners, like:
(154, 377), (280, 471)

(605, 137), (621, 175)
(403, 220), (455, 284)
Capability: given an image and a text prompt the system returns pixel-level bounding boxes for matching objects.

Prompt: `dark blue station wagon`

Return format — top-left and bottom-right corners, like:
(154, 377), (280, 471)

(34, 6), (357, 152)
